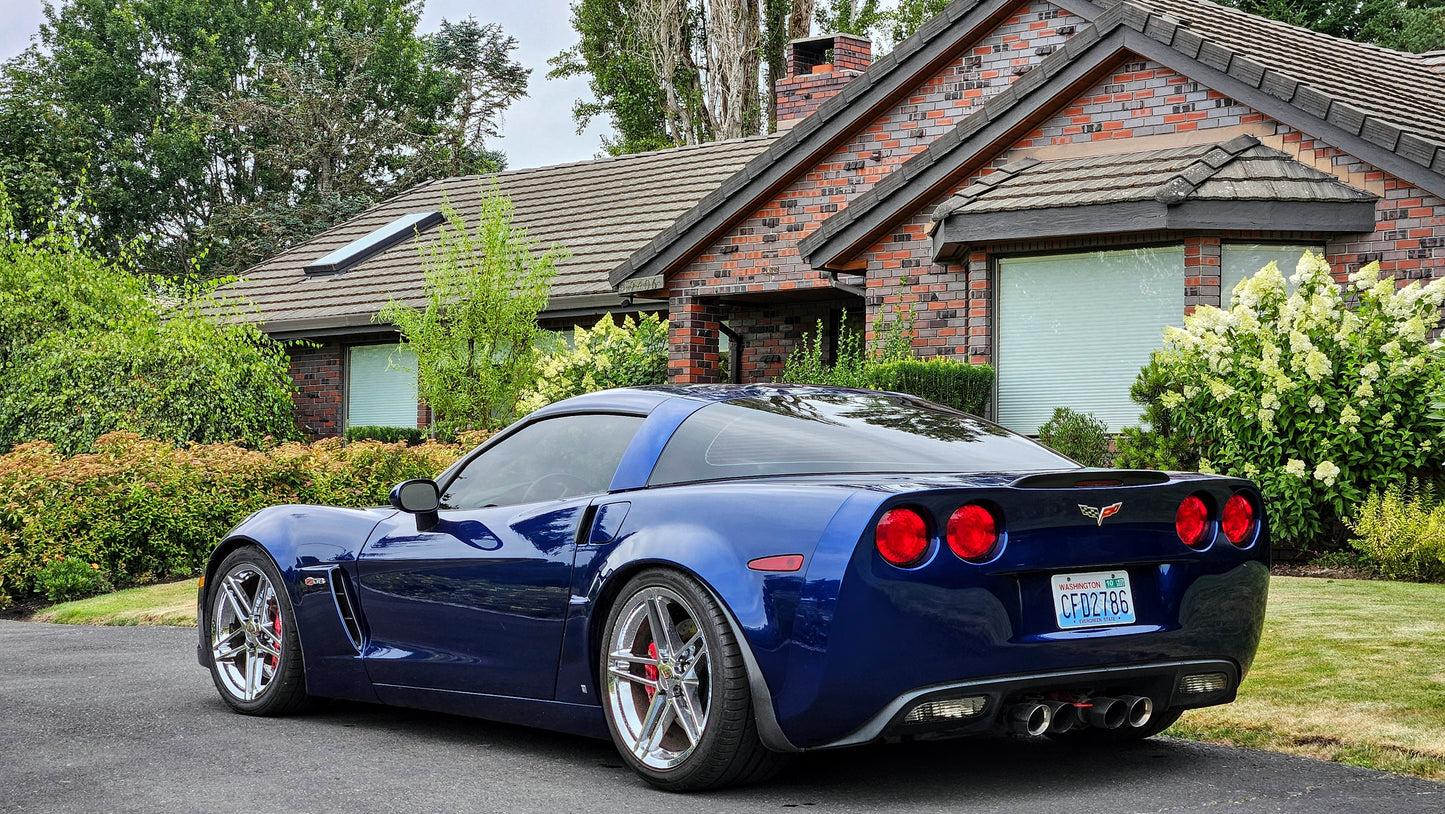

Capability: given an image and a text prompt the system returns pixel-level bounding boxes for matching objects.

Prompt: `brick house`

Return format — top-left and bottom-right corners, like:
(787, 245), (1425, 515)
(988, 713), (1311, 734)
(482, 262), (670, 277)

(222, 0), (1445, 437)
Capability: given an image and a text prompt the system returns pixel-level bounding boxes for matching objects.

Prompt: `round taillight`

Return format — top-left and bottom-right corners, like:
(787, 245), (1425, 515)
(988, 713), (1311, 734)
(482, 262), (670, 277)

(1221, 494), (1255, 545)
(947, 503), (999, 562)
(876, 507), (929, 567)
(1175, 495), (1210, 548)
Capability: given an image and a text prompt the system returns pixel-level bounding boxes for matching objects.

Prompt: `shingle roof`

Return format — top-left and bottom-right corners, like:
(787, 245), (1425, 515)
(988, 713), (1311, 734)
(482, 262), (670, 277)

(1136, 0), (1445, 146)
(797, 0), (1445, 270)
(216, 133), (781, 333)
(932, 135), (1375, 218)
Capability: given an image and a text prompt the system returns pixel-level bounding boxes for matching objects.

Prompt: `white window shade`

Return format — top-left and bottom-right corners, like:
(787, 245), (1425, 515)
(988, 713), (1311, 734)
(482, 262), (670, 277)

(1221, 244), (1322, 304)
(347, 344), (419, 428)
(998, 247), (1185, 435)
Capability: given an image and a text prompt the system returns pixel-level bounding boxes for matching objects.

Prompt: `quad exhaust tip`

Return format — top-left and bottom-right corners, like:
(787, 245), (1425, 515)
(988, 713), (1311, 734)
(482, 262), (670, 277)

(1006, 702), (1052, 736)
(1120, 694), (1154, 728)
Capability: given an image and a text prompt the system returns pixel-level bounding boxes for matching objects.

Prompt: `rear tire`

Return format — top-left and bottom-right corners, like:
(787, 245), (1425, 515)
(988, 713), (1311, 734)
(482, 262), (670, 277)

(205, 547), (312, 716)
(599, 568), (789, 791)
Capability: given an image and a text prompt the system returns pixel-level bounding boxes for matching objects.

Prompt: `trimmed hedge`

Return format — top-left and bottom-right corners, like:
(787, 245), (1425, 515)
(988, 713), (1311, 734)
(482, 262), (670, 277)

(867, 359), (994, 417)
(0, 433), (472, 608)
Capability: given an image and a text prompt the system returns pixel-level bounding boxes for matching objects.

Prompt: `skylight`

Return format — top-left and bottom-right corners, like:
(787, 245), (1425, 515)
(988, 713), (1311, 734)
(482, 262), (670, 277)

(303, 211), (444, 275)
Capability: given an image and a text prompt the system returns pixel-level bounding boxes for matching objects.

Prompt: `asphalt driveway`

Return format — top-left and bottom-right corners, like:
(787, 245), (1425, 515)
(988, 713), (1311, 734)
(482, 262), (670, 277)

(1, 620), (1440, 813)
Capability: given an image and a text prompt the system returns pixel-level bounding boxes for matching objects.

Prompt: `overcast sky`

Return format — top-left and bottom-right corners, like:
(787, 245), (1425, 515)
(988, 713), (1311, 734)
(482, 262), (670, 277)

(0, 0), (611, 169)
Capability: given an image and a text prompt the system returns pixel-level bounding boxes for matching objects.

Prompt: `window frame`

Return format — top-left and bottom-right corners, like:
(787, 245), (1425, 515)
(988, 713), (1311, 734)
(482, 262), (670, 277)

(990, 242), (1187, 434)
(344, 341), (420, 430)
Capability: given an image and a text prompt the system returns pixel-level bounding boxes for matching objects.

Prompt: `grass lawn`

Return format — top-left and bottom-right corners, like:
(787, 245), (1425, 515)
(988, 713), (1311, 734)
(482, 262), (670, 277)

(1167, 575), (1445, 780)
(33, 579), (197, 627)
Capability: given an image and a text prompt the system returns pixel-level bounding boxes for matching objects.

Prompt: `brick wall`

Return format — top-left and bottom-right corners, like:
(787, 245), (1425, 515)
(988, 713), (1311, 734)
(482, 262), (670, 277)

(288, 343), (344, 438)
(667, 1), (1085, 381)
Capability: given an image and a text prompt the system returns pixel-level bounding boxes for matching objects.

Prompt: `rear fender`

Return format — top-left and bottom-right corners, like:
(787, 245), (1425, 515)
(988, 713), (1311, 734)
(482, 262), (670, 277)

(200, 505), (391, 702)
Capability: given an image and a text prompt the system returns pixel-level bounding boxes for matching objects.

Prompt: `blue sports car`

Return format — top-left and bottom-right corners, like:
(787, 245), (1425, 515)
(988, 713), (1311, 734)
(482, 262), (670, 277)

(198, 385), (1269, 790)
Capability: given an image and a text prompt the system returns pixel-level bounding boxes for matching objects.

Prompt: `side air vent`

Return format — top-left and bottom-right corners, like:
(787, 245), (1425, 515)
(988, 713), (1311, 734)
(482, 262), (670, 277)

(1010, 470), (1171, 489)
(329, 568), (364, 651)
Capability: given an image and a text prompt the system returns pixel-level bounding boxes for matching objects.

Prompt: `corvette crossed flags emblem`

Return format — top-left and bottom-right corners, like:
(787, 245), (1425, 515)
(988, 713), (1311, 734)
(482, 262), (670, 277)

(1078, 502), (1123, 526)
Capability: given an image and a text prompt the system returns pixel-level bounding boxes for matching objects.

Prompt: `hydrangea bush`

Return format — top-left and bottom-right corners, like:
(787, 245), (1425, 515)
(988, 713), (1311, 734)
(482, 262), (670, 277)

(1118, 252), (1445, 549)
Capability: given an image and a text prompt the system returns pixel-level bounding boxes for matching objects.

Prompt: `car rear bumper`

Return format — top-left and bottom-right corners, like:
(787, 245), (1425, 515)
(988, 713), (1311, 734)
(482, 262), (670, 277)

(812, 658), (1239, 749)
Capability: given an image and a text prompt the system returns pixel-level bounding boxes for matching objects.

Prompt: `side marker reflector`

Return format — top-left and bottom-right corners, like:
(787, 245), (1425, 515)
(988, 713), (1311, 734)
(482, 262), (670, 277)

(747, 554), (805, 572)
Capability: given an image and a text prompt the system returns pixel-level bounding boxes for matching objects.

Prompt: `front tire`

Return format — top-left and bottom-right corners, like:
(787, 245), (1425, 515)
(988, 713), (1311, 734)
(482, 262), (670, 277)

(599, 569), (787, 791)
(205, 547), (311, 716)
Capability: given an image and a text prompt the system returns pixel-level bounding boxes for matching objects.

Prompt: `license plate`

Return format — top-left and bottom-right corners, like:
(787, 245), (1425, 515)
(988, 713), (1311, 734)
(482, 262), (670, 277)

(1051, 570), (1136, 630)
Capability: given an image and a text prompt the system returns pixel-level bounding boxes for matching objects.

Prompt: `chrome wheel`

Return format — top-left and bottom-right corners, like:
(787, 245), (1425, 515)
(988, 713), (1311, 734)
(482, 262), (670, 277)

(605, 586), (710, 770)
(210, 563), (283, 702)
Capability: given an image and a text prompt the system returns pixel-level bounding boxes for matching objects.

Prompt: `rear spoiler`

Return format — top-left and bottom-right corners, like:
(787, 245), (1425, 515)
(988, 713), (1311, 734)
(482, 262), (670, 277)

(1009, 470), (1171, 489)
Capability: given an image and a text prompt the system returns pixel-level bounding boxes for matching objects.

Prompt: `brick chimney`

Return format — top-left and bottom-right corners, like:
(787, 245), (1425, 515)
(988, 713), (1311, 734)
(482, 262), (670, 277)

(776, 34), (872, 123)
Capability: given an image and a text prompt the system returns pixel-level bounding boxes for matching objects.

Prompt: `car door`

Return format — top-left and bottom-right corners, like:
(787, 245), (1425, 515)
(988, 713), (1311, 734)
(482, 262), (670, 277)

(357, 412), (645, 699)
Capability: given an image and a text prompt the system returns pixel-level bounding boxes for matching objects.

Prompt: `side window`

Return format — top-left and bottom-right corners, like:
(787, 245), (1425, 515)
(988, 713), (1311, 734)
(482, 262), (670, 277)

(441, 414), (645, 510)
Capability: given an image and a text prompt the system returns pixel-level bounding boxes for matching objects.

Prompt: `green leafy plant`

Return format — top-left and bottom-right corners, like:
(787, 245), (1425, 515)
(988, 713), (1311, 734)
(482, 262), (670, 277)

(779, 306), (916, 387)
(35, 556), (113, 603)
(344, 426), (430, 446)
(380, 190), (567, 433)
(0, 434), (469, 608)
(779, 306), (994, 414)
(1118, 252), (1445, 550)
(868, 359), (994, 416)
(0, 186), (301, 454)
(519, 313), (668, 412)
(1037, 407), (1111, 467)
(1345, 482), (1445, 582)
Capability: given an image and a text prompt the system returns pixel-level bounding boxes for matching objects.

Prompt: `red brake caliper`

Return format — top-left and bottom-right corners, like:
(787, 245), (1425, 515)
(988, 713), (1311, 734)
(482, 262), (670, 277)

(644, 642), (660, 700)
(268, 603), (282, 667)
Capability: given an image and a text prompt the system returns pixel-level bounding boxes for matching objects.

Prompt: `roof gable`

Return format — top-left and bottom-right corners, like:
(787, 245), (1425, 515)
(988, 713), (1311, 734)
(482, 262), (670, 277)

(798, 0), (1445, 269)
(607, 0), (1103, 289)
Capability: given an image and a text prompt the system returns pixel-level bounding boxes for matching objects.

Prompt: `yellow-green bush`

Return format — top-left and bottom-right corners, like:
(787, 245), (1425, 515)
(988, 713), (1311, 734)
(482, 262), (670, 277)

(0, 433), (470, 608)
(1346, 482), (1445, 582)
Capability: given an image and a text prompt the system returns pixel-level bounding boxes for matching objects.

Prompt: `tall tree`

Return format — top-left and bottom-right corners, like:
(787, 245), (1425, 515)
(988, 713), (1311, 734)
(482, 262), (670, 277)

(555, 0), (816, 153)
(814, 0), (887, 37)
(0, 0), (528, 279)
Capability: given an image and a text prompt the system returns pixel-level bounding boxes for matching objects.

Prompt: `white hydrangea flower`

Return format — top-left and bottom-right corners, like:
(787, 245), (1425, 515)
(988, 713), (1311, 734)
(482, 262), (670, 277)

(1258, 408), (1276, 432)
(1284, 459), (1307, 478)
(1349, 261), (1380, 291)
(1199, 457), (1216, 474)
(1354, 380), (1374, 400)
(1304, 349), (1332, 381)
(1308, 394), (1325, 413)
(1261, 392), (1280, 410)
(1313, 460), (1340, 486)
(1160, 391), (1185, 409)
(1380, 412), (1395, 428)
(1397, 315), (1427, 344)
(1340, 405), (1360, 426)
(1360, 361), (1380, 381)
(1207, 379), (1235, 402)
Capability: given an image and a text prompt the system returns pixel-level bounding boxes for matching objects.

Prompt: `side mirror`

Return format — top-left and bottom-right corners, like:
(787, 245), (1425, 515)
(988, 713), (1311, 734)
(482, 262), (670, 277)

(390, 479), (440, 532)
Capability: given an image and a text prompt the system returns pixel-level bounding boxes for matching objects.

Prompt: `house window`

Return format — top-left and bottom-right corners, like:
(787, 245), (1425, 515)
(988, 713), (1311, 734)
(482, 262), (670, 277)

(997, 246), (1185, 435)
(347, 343), (419, 429)
(1220, 244), (1323, 303)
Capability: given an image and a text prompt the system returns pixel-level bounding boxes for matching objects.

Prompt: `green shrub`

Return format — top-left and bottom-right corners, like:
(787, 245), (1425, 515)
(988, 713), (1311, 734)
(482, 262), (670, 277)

(1037, 407), (1111, 467)
(519, 313), (669, 412)
(0, 434), (467, 608)
(1345, 482), (1445, 582)
(0, 192), (301, 454)
(868, 359), (993, 416)
(1117, 253), (1445, 550)
(345, 425), (429, 445)
(36, 556), (113, 603)
(380, 191), (567, 433)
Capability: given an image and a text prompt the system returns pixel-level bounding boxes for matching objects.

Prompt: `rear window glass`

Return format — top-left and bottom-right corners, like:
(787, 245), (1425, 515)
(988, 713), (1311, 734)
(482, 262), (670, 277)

(648, 393), (1075, 485)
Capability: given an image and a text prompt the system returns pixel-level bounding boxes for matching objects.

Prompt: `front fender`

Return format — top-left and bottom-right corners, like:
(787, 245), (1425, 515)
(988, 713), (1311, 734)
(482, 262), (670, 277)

(199, 504), (394, 702)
